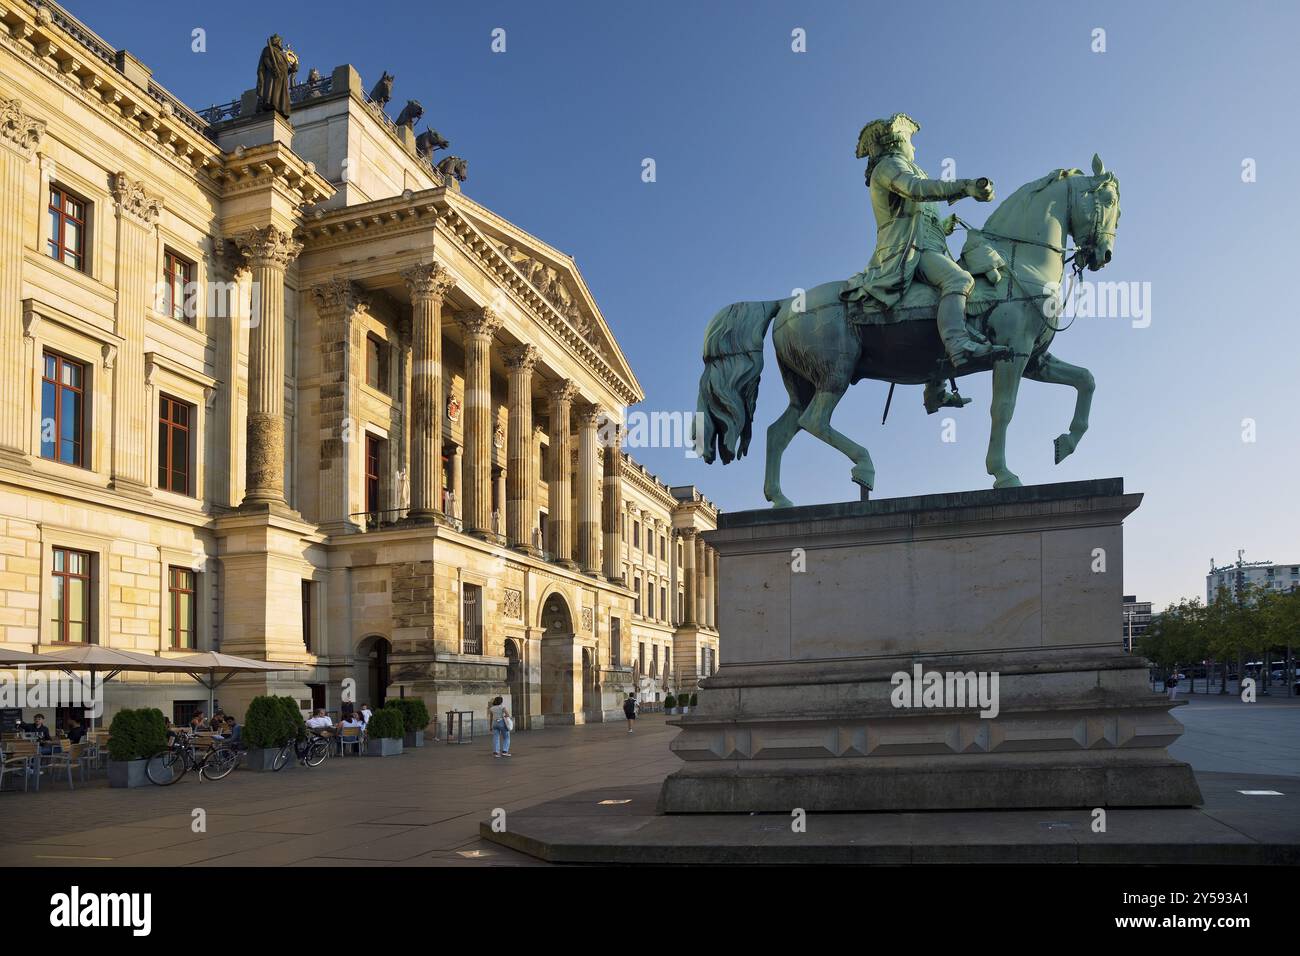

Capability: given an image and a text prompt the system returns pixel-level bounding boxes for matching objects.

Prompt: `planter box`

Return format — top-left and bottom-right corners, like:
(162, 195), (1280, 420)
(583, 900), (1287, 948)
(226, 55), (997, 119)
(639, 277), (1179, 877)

(403, 730), (425, 748)
(367, 738), (403, 757)
(107, 759), (150, 788)
(239, 747), (288, 772)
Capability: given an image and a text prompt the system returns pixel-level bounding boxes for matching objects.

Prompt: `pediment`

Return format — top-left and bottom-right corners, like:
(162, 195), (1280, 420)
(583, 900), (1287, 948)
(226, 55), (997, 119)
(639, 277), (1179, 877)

(447, 196), (643, 403)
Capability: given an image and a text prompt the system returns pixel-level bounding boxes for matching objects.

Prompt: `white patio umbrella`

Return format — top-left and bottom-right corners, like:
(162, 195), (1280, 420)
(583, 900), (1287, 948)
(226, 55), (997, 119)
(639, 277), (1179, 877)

(0, 647), (61, 666)
(32, 646), (197, 734)
(168, 651), (304, 716)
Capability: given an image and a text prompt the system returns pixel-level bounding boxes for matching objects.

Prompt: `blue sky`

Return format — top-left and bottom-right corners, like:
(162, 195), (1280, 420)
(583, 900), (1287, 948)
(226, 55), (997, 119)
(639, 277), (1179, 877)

(67, 0), (1300, 609)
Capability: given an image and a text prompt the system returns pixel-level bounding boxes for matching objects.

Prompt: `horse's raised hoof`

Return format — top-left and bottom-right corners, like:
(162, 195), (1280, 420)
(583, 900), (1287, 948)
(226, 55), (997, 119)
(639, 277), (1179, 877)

(1053, 433), (1076, 465)
(992, 474), (1022, 489)
(850, 464), (876, 492)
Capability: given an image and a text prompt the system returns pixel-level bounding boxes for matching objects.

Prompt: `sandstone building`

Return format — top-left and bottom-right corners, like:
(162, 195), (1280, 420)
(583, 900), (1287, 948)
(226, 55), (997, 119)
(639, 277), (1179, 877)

(0, 2), (720, 729)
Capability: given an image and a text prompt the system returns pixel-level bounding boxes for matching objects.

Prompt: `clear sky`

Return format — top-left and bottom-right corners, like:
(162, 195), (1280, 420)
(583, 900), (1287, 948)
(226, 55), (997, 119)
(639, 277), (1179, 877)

(65, 0), (1300, 610)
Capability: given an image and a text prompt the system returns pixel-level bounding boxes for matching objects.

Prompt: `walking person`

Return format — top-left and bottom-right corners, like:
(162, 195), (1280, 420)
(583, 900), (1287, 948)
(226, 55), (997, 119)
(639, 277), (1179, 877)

(623, 692), (638, 733)
(489, 696), (512, 757)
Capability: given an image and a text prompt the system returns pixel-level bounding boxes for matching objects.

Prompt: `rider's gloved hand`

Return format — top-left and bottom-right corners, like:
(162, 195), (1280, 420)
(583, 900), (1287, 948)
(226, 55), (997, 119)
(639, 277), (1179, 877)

(964, 177), (995, 202)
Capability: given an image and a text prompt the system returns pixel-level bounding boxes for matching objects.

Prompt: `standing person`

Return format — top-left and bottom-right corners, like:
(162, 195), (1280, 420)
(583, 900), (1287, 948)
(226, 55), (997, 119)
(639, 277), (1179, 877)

(360, 703), (373, 728)
(623, 692), (638, 733)
(1167, 674), (1179, 701)
(489, 696), (511, 758)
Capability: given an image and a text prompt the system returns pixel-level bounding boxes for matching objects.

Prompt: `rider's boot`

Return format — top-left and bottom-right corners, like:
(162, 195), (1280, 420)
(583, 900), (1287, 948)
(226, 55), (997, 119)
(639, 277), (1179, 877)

(937, 293), (1009, 367)
(923, 380), (973, 415)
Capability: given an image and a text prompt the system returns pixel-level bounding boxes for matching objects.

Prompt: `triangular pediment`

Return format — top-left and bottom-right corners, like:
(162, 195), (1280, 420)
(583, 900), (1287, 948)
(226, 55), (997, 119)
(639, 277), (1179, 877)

(445, 194), (643, 403)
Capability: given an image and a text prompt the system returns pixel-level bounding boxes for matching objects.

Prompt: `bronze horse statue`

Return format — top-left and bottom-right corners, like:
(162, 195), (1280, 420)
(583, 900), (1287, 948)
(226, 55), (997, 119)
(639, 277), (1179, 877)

(695, 156), (1121, 503)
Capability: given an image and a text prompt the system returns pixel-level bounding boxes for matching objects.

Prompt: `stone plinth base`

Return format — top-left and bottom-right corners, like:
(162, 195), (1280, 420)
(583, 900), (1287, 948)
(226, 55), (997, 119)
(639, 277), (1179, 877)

(659, 479), (1202, 812)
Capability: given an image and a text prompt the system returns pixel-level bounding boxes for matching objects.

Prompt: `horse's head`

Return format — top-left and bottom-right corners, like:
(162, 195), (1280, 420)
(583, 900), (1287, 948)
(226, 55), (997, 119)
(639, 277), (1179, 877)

(1070, 154), (1121, 271)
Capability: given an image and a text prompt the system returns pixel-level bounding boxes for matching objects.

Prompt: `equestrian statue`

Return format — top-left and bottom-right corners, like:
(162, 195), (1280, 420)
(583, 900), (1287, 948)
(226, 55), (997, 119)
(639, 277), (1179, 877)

(694, 112), (1121, 503)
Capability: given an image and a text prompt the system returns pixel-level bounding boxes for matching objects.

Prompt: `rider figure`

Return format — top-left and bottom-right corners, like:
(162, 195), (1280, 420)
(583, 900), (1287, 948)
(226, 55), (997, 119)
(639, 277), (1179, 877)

(842, 113), (1004, 370)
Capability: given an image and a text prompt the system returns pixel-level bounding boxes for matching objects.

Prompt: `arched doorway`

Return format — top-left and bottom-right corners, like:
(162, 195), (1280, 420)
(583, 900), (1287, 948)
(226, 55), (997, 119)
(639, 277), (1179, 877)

(504, 638), (524, 726)
(356, 635), (392, 708)
(539, 591), (576, 720)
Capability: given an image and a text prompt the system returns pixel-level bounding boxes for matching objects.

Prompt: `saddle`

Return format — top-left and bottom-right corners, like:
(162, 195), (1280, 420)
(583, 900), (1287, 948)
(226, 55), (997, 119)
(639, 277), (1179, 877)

(847, 242), (1008, 327)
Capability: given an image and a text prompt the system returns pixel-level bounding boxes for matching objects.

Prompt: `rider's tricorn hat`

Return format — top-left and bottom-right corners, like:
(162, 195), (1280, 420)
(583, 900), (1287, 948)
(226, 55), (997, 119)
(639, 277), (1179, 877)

(856, 112), (920, 160)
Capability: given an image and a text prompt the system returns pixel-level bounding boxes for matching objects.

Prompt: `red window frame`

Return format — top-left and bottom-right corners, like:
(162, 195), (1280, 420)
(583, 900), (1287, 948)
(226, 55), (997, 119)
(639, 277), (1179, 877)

(157, 394), (192, 495)
(163, 250), (194, 323)
(51, 547), (92, 644)
(41, 351), (86, 467)
(168, 566), (195, 649)
(48, 185), (87, 271)
(365, 434), (384, 519)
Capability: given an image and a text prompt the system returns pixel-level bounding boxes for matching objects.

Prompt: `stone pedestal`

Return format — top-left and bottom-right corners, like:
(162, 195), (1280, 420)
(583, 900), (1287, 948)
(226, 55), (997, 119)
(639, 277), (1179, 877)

(658, 479), (1201, 813)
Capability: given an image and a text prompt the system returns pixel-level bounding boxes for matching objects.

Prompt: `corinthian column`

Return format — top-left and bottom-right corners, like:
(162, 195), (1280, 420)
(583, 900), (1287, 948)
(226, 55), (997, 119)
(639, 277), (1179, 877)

(576, 404), (603, 577)
(455, 307), (502, 538)
(504, 344), (540, 553)
(109, 171), (163, 492)
(601, 427), (624, 582)
(233, 225), (302, 509)
(681, 529), (697, 626)
(402, 261), (455, 522)
(546, 379), (578, 567)
(310, 278), (369, 530)
(695, 535), (708, 630)
(0, 99), (45, 462)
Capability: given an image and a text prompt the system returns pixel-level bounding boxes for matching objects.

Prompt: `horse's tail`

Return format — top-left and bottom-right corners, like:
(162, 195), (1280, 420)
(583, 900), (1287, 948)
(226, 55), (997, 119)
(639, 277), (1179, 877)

(694, 299), (782, 464)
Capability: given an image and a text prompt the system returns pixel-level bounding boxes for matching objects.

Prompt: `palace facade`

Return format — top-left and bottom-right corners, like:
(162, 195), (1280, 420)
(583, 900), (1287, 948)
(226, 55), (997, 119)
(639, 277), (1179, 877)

(0, 1), (720, 729)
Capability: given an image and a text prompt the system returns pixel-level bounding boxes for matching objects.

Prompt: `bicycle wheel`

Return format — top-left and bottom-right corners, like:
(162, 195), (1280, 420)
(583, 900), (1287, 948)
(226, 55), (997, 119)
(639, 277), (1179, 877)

(146, 749), (186, 786)
(201, 747), (239, 781)
(305, 740), (330, 767)
(271, 742), (292, 772)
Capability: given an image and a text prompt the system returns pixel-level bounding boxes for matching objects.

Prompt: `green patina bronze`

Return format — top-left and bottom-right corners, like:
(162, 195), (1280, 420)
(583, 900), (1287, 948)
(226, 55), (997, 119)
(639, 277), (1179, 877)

(695, 115), (1121, 503)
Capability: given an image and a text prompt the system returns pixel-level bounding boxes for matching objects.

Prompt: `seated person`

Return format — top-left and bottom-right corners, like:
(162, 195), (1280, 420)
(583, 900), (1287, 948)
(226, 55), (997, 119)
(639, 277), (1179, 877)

(65, 717), (86, 744)
(305, 708), (333, 731)
(19, 713), (54, 754)
(340, 713), (364, 731)
(223, 715), (241, 743)
(188, 711), (207, 733)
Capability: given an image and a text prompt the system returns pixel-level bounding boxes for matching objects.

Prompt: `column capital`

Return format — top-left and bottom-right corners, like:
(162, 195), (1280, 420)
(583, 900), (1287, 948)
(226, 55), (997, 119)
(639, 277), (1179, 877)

(310, 277), (370, 317)
(456, 306), (503, 338)
(233, 224), (303, 270)
(0, 98), (47, 158)
(110, 170), (163, 225)
(546, 378), (579, 405)
(503, 343), (541, 372)
(576, 402), (605, 428)
(402, 261), (456, 301)
(679, 527), (698, 540)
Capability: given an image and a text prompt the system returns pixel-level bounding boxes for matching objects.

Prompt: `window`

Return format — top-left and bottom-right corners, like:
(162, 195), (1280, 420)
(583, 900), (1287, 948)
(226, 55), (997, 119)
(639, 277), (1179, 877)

(539, 443), (549, 482)
(168, 566), (196, 649)
(610, 617), (621, 667)
(163, 250), (195, 323)
(638, 642), (646, 676)
(660, 535), (666, 560)
(48, 185), (87, 271)
(646, 585), (654, 620)
(51, 547), (92, 643)
(634, 575), (641, 616)
(633, 521), (640, 548)
(157, 394), (193, 494)
(41, 351), (86, 467)
(660, 586), (666, 621)
(462, 583), (483, 655)
(365, 434), (386, 524)
(366, 335), (389, 393)
(301, 581), (314, 652)
(665, 647), (670, 678)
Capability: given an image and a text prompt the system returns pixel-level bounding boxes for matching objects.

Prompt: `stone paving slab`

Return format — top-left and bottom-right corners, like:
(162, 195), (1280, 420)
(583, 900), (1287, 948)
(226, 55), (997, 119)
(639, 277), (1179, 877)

(480, 772), (1300, 865)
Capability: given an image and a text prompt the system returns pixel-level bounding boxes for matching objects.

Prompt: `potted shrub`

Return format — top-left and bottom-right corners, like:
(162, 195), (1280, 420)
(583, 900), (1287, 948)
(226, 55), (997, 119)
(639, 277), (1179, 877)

(664, 693), (678, 715)
(107, 707), (167, 788)
(386, 697), (430, 747)
(365, 706), (404, 756)
(240, 695), (306, 771)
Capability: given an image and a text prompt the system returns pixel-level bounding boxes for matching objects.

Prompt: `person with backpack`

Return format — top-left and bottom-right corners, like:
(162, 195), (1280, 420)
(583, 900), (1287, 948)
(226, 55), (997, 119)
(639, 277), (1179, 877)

(623, 692), (638, 733)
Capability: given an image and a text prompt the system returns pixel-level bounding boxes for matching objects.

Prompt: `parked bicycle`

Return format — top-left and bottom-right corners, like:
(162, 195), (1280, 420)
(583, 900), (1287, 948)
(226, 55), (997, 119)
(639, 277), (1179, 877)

(146, 731), (240, 785)
(271, 731), (331, 771)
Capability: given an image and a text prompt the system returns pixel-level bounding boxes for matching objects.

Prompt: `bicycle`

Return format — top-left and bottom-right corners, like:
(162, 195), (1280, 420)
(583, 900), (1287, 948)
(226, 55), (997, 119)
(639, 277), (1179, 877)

(146, 732), (240, 785)
(271, 731), (331, 771)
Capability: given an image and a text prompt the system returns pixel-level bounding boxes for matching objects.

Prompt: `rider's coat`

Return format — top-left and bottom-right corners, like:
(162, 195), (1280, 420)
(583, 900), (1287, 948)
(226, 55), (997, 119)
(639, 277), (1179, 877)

(844, 153), (970, 308)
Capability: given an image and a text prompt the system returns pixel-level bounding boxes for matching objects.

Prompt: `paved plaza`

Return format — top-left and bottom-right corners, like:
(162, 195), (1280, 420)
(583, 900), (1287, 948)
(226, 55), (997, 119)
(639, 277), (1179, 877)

(0, 697), (1296, 867)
